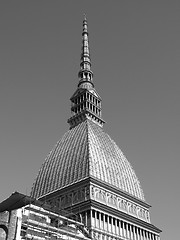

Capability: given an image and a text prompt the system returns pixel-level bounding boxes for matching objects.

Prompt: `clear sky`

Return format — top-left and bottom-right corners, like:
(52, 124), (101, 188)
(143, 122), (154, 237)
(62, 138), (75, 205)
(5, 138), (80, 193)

(0, 1), (179, 239)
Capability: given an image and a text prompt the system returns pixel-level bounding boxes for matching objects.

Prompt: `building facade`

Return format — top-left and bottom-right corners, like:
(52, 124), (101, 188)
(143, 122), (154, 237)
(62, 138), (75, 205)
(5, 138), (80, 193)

(0, 17), (161, 240)
(0, 192), (90, 239)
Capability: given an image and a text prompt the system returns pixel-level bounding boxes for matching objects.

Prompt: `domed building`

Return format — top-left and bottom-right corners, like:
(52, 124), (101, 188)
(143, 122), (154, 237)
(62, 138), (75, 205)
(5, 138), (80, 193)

(30, 17), (161, 240)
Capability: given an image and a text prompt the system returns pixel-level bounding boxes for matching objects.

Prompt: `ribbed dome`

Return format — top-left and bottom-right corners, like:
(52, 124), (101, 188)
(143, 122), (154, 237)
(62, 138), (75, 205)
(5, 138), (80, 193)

(31, 120), (145, 201)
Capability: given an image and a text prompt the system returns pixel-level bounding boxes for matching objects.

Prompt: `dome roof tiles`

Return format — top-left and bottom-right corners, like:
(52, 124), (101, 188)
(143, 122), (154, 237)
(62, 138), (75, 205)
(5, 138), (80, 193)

(31, 120), (145, 201)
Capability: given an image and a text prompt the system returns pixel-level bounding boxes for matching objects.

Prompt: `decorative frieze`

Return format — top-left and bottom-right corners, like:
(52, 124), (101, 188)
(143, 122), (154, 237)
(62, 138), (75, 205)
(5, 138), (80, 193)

(47, 185), (90, 209)
(90, 184), (150, 223)
(46, 183), (150, 224)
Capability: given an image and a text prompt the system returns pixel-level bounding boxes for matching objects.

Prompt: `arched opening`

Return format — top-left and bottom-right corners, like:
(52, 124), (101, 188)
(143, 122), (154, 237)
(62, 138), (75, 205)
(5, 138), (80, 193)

(0, 225), (8, 240)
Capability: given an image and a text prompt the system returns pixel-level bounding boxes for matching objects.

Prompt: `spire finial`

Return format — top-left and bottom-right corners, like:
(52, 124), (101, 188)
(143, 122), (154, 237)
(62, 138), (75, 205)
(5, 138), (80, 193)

(78, 15), (94, 89)
(67, 17), (105, 129)
(84, 13), (87, 20)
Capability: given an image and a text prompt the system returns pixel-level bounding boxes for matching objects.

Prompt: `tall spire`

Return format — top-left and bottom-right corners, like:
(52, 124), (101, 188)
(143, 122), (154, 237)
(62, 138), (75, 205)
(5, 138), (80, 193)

(67, 16), (105, 129)
(78, 15), (94, 89)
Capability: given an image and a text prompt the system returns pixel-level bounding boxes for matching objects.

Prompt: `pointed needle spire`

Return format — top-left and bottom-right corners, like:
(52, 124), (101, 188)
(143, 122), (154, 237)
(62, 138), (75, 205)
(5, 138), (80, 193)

(78, 15), (94, 88)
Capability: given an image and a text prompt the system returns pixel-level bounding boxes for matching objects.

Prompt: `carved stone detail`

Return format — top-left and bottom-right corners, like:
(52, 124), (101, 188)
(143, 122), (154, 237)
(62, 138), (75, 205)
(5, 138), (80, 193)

(90, 184), (151, 223)
(46, 183), (150, 223)
(47, 185), (90, 209)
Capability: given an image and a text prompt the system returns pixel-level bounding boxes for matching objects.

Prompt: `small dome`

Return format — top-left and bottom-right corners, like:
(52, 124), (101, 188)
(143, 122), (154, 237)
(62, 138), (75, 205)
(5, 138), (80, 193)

(31, 120), (144, 201)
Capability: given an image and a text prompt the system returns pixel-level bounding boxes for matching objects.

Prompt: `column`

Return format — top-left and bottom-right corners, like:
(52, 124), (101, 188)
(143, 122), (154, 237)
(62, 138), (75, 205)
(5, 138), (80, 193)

(134, 226), (138, 240)
(129, 224), (132, 239)
(132, 225), (136, 240)
(108, 216), (112, 233)
(114, 218), (117, 235)
(94, 210), (97, 228)
(140, 229), (143, 240)
(120, 220), (123, 237)
(146, 231), (149, 240)
(106, 215), (109, 232)
(99, 212), (101, 230)
(123, 222), (126, 238)
(116, 219), (119, 236)
(149, 233), (152, 240)
(102, 213), (105, 231)
(137, 228), (140, 240)
(99, 212), (102, 230)
(97, 212), (100, 229)
(85, 211), (87, 227)
(112, 218), (116, 234)
(87, 210), (91, 227)
(141, 229), (145, 240)
(91, 210), (95, 228)
(131, 225), (134, 239)
(114, 219), (116, 235)
(145, 230), (147, 240)
(126, 223), (129, 239)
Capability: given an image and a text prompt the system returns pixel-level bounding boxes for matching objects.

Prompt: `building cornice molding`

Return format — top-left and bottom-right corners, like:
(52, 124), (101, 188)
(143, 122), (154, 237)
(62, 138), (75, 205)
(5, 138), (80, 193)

(90, 200), (161, 234)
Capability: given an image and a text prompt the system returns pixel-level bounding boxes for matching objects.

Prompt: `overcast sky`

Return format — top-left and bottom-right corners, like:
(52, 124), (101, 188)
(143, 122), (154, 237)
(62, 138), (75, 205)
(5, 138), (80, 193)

(0, 1), (179, 239)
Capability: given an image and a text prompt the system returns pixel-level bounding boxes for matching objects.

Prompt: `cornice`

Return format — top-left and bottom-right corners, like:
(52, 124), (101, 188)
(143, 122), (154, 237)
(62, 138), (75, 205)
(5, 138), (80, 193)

(90, 200), (161, 234)
(89, 177), (151, 208)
